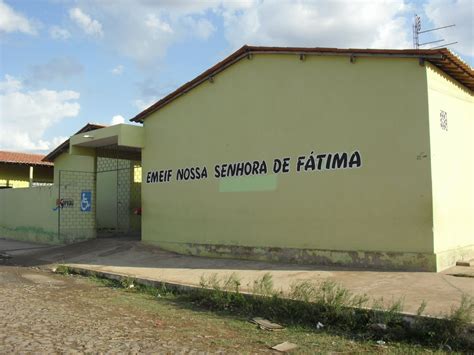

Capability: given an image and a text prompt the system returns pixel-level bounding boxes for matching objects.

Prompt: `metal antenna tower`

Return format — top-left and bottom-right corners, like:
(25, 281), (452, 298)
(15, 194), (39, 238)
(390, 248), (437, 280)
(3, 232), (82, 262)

(412, 14), (457, 49)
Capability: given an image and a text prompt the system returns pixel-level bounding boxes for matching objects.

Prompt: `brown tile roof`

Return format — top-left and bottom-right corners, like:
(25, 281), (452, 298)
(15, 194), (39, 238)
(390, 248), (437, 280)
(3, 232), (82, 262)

(131, 45), (474, 123)
(42, 123), (106, 162)
(0, 151), (53, 166)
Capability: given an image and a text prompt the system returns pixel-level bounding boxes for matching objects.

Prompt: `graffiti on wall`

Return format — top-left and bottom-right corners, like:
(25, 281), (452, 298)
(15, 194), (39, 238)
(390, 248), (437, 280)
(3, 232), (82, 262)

(53, 198), (74, 211)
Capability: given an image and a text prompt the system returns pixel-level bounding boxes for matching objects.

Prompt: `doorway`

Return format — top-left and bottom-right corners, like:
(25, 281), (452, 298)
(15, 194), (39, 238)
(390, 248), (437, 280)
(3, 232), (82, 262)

(95, 145), (141, 239)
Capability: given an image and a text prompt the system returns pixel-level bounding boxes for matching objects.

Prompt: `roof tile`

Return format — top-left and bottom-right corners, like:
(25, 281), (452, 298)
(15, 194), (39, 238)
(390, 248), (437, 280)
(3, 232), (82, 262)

(0, 151), (53, 166)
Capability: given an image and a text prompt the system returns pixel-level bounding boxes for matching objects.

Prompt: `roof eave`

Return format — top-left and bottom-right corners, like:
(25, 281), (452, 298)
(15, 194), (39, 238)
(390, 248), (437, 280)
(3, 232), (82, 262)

(42, 123), (107, 162)
(0, 160), (53, 167)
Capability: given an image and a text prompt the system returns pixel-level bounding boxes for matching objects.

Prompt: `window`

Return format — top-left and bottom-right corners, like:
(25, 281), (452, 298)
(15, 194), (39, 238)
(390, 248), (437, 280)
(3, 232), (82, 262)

(133, 165), (142, 183)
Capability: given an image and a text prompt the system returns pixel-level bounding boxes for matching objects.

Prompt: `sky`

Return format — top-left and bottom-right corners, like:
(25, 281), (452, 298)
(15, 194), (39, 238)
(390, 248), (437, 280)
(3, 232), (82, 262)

(0, 0), (472, 153)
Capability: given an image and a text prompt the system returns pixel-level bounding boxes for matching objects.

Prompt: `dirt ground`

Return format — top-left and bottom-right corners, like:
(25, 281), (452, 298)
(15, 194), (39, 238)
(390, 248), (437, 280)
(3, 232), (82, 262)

(0, 263), (451, 354)
(0, 265), (248, 353)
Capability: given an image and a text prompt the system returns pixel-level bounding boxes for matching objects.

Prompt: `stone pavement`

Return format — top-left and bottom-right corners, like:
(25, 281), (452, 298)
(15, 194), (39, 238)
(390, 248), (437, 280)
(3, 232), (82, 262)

(1, 237), (473, 317)
(0, 265), (278, 353)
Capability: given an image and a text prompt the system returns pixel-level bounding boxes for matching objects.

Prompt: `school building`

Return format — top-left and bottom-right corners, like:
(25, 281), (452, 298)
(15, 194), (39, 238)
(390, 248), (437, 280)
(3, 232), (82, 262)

(0, 46), (472, 271)
(0, 151), (53, 188)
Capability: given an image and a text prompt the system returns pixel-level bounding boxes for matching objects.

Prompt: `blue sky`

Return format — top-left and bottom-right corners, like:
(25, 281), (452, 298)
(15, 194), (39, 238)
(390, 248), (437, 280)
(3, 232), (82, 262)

(0, 0), (472, 152)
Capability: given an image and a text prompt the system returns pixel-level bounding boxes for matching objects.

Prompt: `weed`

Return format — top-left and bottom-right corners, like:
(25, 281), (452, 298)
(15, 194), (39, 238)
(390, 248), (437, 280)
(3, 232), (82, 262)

(194, 275), (473, 350)
(199, 273), (221, 290)
(223, 273), (241, 293)
(289, 280), (317, 302)
(89, 275), (122, 288)
(54, 265), (71, 275)
(252, 273), (275, 296)
(449, 294), (473, 326)
(441, 295), (474, 348)
(368, 297), (404, 326)
(120, 277), (135, 289)
(63, 268), (474, 351)
(317, 280), (351, 307)
(349, 293), (370, 309)
(416, 300), (427, 316)
(196, 273), (248, 312)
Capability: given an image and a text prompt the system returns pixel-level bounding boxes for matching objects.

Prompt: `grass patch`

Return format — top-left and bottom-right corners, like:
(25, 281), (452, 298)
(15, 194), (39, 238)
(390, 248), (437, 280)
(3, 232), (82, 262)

(57, 267), (474, 351)
(54, 265), (72, 275)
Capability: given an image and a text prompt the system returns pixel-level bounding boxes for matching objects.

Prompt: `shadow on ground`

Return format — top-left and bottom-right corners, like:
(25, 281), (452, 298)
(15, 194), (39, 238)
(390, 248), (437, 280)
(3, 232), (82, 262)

(1, 237), (473, 316)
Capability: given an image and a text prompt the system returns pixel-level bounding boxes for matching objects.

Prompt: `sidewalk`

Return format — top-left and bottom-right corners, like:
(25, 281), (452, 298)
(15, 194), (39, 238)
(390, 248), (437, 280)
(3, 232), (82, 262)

(1, 237), (473, 316)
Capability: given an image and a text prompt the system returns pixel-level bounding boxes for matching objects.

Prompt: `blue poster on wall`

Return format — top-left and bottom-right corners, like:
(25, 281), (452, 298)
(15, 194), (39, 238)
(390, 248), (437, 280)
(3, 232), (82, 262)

(80, 190), (92, 212)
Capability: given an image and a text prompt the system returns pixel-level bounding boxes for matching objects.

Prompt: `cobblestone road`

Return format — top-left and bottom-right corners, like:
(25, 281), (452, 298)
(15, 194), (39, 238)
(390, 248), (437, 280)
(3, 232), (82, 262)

(0, 262), (462, 354)
(0, 266), (270, 354)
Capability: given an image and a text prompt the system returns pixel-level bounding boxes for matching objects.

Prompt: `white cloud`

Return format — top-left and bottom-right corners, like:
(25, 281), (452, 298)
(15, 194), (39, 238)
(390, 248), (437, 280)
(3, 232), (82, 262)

(220, 0), (412, 49)
(110, 115), (125, 125)
(424, 0), (473, 57)
(72, 0), (221, 68)
(111, 65), (124, 75)
(145, 14), (173, 33)
(71, 0), (419, 69)
(0, 0), (37, 34)
(46, 136), (69, 151)
(0, 74), (22, 93)
(183, 17), (215, 39)
(50, 25), (71, 40)
(0, 75), (80, 151)
(371, 16), (409, 48)
(69, 7), (103, 37)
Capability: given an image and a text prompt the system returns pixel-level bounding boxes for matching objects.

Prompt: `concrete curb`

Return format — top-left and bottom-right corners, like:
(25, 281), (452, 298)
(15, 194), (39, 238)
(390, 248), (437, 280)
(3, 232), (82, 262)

(60, 265), (206, 294)
(57, 264), (474, 332)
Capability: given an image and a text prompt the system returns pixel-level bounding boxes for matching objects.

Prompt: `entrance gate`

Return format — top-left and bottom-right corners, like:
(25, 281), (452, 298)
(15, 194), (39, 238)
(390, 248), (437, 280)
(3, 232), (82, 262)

(57, 146), (141, 242)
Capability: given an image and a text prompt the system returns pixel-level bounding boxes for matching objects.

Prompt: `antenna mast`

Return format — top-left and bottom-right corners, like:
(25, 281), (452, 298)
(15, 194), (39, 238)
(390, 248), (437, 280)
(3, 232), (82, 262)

(412, 14), (457, 49)
(413, 15), (421, 49)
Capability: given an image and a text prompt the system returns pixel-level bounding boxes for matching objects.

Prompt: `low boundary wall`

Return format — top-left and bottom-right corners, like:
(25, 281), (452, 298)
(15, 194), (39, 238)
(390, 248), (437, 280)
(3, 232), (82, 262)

(0, 186), (59, 244)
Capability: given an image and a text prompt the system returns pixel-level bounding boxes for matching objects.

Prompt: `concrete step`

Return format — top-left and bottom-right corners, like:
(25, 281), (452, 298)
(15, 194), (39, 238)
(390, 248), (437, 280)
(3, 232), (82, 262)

(456, 259), (474, 267)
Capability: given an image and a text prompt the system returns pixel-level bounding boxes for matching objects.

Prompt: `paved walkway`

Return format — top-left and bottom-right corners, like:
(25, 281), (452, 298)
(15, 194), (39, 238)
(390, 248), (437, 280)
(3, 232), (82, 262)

(1, 237), (473, 317)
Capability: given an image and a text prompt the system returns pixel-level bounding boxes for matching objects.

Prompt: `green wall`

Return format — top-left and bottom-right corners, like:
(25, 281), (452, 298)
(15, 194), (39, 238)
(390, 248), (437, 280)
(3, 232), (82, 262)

(0, 186), (59, 244)
(54, 151), (97, 243)
(53, 149), (95, 185)
(0, 140), (142, 244)
(141, 54), (435, 269)
(0, 152), (96, 245)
